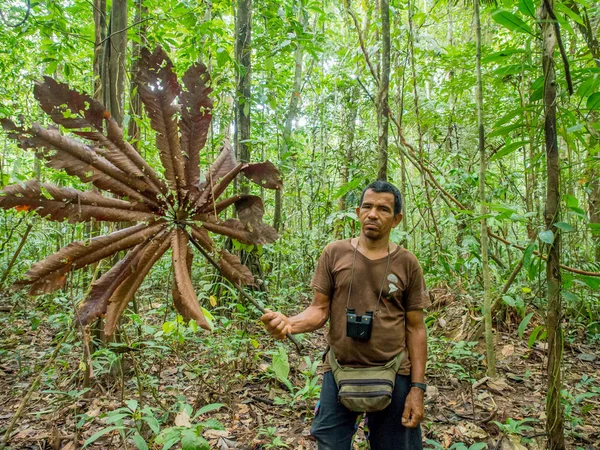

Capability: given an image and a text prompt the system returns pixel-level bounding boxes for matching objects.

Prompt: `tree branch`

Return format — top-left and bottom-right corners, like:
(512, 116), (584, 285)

(0, 0), (30, 28)
(542, 0), (574, 95)
(346, 7), (380, 85)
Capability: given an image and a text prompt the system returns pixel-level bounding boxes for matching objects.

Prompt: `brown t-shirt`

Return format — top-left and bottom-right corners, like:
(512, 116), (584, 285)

(310, 239), (430, 376)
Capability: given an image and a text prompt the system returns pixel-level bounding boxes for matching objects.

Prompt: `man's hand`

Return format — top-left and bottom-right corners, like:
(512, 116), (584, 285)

(401, 387), (425, 428)
(260, 310), (292, 340)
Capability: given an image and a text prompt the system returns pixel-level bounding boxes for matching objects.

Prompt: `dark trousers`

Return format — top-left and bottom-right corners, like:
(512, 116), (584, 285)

(310, 371), (423, 450)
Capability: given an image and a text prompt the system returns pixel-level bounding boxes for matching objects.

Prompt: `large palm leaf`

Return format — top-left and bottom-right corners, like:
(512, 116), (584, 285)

(0, 46), (281, 335)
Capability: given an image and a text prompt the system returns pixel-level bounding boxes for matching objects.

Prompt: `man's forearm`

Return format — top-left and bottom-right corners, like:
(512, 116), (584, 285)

(406, 319), (427, 383)
(288, 305), (329, 334)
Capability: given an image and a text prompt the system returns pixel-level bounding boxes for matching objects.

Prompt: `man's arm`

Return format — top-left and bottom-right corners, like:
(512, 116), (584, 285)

(260, 291), (330, 340)
(402, 309), (427, 428)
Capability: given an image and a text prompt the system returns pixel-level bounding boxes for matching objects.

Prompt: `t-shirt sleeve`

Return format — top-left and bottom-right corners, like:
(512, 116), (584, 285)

(310, 246), (333, 296)
(403, 261), (431, 311)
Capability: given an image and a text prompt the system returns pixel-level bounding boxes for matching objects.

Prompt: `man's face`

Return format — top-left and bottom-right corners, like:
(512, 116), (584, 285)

(356, 189), (403, 241)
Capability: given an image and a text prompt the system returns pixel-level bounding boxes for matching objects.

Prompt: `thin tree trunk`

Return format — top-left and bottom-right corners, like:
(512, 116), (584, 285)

(475, 0), (496, 378)
(540, 1), (565, 448)
(376, 0), (390, 182)
(274, 0), (306, 232)
(102, 0), (128, 127)
(127, 0), (147, 149)
(234, 0), (252, 195)
(93, 0), (106, 101)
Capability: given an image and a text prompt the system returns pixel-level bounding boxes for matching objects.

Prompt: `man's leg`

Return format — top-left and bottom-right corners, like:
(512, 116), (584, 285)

(365, 375), (423, 450)
(310, 371), (360, 450)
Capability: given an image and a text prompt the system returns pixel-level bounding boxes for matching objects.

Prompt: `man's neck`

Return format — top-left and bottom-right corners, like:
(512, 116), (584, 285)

(355, 233), (392, 259)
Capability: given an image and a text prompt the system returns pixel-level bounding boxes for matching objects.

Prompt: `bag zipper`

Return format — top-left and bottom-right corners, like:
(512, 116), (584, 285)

(338, 379), (393, 388)
(339, 391), (393, 398)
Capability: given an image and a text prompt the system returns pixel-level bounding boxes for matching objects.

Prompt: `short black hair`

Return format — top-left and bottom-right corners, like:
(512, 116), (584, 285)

(359, 181), (403, 215)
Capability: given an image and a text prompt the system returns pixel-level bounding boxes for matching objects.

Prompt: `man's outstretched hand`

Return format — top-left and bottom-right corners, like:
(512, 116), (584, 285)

(260, 310), (292, 340)
(401, 387), (425, 428)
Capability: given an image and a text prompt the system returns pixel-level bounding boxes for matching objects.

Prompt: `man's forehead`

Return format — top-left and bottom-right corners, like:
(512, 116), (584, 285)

(361, 189), (395, 206)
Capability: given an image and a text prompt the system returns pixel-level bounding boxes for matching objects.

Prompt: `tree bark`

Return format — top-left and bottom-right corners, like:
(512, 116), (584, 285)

(127, 0), (147, 150)
(102, 0), (128, 127)
(93, 0), (106, 101)
(376, 0), (390, 182)
(234, 0), (252, 195)
(540, 1), (565, 448)
(475, 0), (496, 378)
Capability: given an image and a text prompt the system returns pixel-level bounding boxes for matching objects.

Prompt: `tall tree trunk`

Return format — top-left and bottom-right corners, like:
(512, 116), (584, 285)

(127, 0), (147, 149)
(540, 1), (565, 448)
(102, 0), (128, 127)
(475, 0), (496, 378)
(93, 0), (106, 101)
(234, 0), (252, 195)
(274, 0), (306, 232)
(376, 0), (390, 182)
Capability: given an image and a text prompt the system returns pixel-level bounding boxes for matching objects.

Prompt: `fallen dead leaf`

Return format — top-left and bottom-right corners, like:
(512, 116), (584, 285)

(501, 344), (515, 358)
(457, 422), (487, 439)
(174, 410), (191, 428)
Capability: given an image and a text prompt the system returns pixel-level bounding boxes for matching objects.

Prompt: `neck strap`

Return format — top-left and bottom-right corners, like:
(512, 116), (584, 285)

(345, 237), (391, 313)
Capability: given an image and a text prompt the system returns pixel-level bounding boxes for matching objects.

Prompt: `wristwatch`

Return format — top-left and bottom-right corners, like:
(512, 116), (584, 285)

(410, 382), (427, 392)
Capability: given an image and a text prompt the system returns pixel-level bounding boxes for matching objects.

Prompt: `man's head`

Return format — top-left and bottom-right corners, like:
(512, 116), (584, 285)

(359, 181), (403, 215)
(356, 181), (403, 242)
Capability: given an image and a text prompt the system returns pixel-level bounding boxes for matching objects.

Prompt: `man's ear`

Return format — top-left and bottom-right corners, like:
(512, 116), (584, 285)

(392, 213), (403, 228)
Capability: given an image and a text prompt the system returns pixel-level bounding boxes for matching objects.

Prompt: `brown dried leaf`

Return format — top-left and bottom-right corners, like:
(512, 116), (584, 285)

(0, 180), (156, 223)
(16, 221), (166, 295)
(104, 231), (172, 336)
(33, 77), (146, 178)
(181, 62), (213, 189)
(219, 249), (255, 286)
(31, 124), (161, 208)
(241, 161), (283, 190)
(202, 217), (278, 246)
(171, 229), (211, 330)
(137, 47), (186, 193)
(77, 239), (151, 325)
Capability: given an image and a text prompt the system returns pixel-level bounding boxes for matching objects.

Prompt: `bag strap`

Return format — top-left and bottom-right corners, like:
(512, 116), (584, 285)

(328, 348), (405, 374)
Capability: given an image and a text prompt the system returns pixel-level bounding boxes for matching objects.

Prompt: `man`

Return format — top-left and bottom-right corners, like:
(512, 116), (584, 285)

(261, 181), (429, 449)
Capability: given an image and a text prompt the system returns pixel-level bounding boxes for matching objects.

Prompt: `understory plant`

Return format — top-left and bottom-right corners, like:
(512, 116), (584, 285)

(0, 46), (281, 336)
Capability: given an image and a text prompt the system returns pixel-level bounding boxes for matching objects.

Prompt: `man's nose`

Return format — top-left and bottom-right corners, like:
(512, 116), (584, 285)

(367, 208), (378, 219)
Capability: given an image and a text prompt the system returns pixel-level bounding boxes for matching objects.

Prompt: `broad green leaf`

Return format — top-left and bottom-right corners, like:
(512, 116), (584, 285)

(518, 312), (534, 339)
(564, 194), (579, 209)
(132, 433), (149, 450)
(555, 2), (584, 26)
(538, 230), (555, 244)
(587, 92), (600, 110)
(576, 276), (600, 290)
(142, 415), (161, 434)
(487, 123), (522, 138)
(518, 0), (535, 17)
(492, 10), (532, 35)
(195, 403), (226, 417)
(271, 345), (290, 384)
(181, 429), (209, 450)
(200, 307), (214, 330)
(469, 443), (488, 450)
(553, 221), (574, 232)
(335, 178), (362, 199)
(494, 64), (526, 76)
(502, 295), (516, 307)
(528, 325), (544, 348)
(83, 426), (124, 448)
(576, 74), (599, 98)
(490, 140), (530, 162)
(125, 399), (139, 412)
(482, 48), (526, 64)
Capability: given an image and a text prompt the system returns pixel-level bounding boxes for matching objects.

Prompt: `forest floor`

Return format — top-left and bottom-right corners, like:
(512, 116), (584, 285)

(0, 287), (599, 450)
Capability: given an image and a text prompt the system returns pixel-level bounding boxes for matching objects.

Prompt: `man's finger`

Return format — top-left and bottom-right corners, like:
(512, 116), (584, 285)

(401, 405), (411, 424)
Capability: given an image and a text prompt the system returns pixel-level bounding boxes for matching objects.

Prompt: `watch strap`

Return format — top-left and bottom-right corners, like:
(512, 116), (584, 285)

(411, 382), (427, 392)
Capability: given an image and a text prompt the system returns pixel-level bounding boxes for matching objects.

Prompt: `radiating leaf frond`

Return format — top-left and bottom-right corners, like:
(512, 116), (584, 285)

(17, 221), (166, 295)
(0, 180), (156, 223)
(103, 230), (172, 336)
(136, 47), (186, 195)
(171, 228), (211, 330)
(181, 63), (213, 190)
